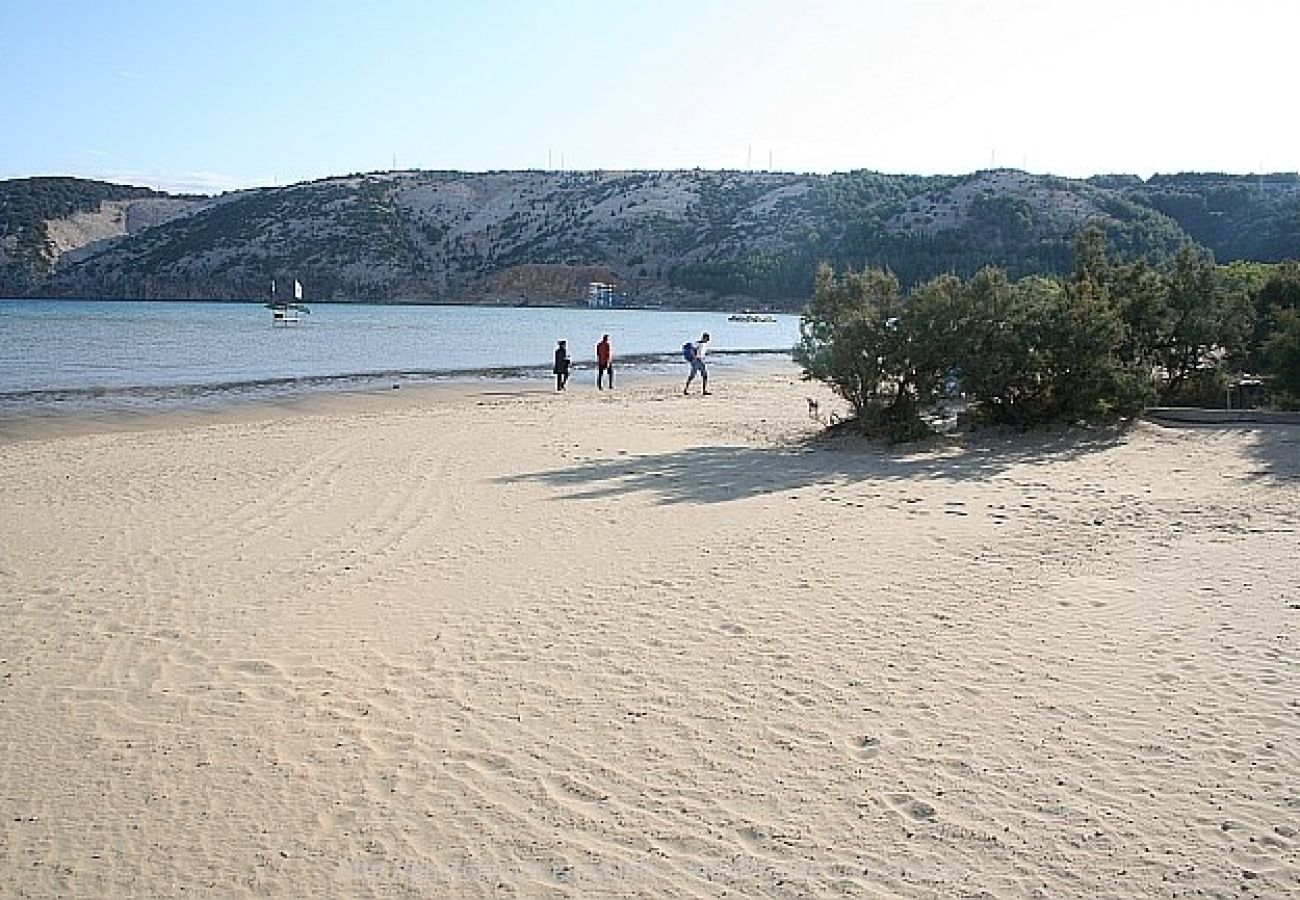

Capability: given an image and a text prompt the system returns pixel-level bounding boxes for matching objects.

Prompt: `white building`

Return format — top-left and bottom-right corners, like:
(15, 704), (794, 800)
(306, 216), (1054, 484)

(586, 282), (616, 308)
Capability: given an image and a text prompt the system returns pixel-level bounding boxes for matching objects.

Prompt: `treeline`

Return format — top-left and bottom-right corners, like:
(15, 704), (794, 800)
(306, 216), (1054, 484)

(666, 199), (1188, 303)
(796, 227), (1300, 440)
(1136, 173), (1300, 261)
(669, 172), (1300, 305)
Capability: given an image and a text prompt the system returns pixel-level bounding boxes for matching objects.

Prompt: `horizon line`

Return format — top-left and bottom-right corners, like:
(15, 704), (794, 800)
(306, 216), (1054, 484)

(3, 165), (1298, 198)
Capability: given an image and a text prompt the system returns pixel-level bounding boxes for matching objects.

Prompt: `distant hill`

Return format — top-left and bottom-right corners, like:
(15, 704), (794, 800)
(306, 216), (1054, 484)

(0, 177), (199, 295)
(2, 169), (1297, 309)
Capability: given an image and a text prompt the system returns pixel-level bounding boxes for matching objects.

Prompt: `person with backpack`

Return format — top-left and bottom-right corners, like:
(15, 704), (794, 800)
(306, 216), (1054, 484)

(596, 334), (613, 389)
(553, 339), (571, 391)
(682, 332), (710, 396)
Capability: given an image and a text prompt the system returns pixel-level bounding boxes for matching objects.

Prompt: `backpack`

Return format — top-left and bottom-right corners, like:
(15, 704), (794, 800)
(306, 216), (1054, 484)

(682, 342), (696, 362)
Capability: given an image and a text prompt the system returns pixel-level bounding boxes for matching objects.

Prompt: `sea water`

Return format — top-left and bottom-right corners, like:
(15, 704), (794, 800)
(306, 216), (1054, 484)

(0, 300), (800, 416)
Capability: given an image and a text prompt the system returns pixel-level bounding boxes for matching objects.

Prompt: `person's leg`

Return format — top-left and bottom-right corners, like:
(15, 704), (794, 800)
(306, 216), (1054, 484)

(607, 364), (614, 389)
(687, 359), (706, 394)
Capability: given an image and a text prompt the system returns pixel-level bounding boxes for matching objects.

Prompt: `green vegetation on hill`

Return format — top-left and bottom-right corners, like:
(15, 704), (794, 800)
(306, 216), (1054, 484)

(2, 169), (1298, 305)
(1130, 173), (1300, 262)
(664, 169), (1217, 300)
(0, 177), (163, 286)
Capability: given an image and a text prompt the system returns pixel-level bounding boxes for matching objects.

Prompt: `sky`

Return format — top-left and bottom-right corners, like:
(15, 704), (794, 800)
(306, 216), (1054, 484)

(2, 0), (1296, 194)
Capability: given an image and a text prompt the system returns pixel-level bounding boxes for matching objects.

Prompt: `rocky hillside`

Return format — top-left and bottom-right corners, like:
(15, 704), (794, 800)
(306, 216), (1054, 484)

(0, 177), (201, 294)
(3, 169), (1297, 308)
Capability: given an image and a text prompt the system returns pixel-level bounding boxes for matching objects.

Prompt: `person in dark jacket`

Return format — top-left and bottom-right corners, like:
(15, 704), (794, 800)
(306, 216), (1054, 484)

(553, 340), (572, 391)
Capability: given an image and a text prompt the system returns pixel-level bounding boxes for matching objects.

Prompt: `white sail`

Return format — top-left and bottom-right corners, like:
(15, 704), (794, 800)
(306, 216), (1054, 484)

(293, 279), (303, 301)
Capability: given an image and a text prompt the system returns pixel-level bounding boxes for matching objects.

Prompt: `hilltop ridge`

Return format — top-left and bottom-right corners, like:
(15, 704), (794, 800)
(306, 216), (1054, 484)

(2, 169), (1297, 307)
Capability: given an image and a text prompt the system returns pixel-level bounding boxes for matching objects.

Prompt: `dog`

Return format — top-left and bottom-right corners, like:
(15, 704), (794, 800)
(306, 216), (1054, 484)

(806, 397), (820, 421)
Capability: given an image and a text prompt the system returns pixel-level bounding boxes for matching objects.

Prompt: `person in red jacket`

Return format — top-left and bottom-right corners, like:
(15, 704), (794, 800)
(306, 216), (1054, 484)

(596, 334), (614, 390)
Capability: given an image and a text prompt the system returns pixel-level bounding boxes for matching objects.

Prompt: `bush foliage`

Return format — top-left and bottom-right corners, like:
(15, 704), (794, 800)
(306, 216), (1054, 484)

(797, 227), (1300, 438)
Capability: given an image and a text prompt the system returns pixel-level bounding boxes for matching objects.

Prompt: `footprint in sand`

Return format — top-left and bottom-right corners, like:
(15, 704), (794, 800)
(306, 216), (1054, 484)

(886, 792), (937, 821)
(736, 825), (769, 853)
(229, 659), (284, 678)
(908, 801), (937, 820)
(853, 735), (881, 760)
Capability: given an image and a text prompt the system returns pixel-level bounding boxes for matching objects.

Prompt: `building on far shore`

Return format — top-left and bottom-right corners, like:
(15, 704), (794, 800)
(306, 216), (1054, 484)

(586, 281), (618, 308)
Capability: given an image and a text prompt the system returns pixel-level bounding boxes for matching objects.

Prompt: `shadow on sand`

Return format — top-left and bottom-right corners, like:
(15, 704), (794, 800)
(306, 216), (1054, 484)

(501, 428), (1129, 506)
(1142, 408), (1300, 481)
(1159, 421), (1300, 481)
(1244, 426), (1300, 480)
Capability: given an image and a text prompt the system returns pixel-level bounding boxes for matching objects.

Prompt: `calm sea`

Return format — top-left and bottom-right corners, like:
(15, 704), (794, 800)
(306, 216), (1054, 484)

(0, 300), (801, 416)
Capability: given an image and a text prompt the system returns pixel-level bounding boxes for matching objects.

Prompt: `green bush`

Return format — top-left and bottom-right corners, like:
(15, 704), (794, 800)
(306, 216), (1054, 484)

(797, 230), (1163, 441)
(1263, 308), (1300, 407)
(795, 264), (939, 439)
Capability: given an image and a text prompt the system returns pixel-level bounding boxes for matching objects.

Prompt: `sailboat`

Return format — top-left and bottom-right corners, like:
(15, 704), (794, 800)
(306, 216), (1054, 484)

(266, 278), (310, 325)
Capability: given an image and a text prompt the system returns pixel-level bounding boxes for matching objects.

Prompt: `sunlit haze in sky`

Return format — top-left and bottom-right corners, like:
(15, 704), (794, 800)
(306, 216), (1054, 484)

(2, 0), (1295, 194)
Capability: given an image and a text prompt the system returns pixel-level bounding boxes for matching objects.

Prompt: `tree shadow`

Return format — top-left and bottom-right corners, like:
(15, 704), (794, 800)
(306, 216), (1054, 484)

(1141, 417), (1300, 481)
(1245, 427), (1300, 480)
(1253, 426), (1300, 478)
(500, 427), (1129, 506)
(1201, 423), (1298, 481)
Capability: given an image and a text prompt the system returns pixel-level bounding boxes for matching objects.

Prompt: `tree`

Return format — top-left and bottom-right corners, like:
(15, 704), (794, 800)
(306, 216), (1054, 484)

(953, 267), (1043, 424)
(1071, 223), (1111, 292)
(1111, 259), (1168, 372)
(1262, 308), (1300, 407)
(799, 260), (1156, 439)
(1250, 261), (1300, 405)
(1055, 275), (1155, 421)
(1154, 244), (1253, 403)
(1248, 260), (1300, 376)
(796, 264), (940, 439)
(948, 267), (1150, 427)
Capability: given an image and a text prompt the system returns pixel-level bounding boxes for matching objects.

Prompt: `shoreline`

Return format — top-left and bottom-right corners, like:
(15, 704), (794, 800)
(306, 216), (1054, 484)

(4, 296), (798, 315)
(0, 352), (796, 442)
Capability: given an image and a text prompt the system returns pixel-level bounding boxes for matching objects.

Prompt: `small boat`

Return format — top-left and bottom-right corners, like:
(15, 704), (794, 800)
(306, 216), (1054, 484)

(266, 278), (309, 325)
(728, 312), (777, 323)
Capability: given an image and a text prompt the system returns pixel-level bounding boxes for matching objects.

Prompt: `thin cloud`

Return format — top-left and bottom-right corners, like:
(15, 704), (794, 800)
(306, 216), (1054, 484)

(103, 169), (268, 195)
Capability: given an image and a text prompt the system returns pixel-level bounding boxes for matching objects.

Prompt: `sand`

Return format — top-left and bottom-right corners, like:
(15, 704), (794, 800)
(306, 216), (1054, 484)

(1, 364), (1297, 898)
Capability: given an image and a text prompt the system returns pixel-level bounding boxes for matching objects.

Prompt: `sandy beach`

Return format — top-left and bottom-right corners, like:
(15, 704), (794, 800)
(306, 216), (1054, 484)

(1, 363), (1296, 898)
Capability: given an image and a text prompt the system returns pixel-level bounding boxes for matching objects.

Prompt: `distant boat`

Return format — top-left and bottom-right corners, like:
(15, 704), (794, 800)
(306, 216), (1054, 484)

(266, 278), (309, 325)
(728, 312), (776, 323)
